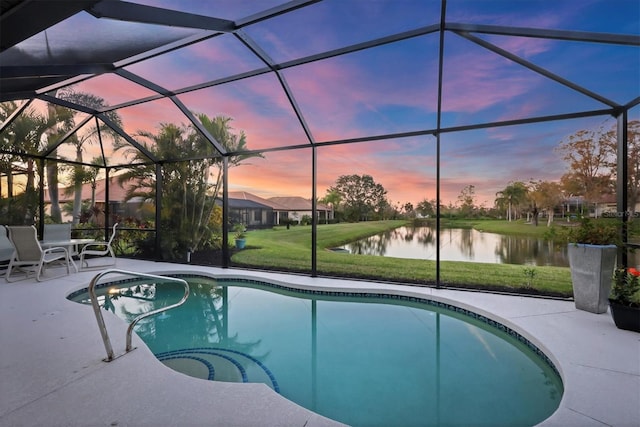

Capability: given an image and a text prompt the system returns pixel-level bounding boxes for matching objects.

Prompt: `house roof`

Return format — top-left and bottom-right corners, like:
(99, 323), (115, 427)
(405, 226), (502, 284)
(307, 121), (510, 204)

(229, 191), (330, 211)
(227, 197), (271, 210)
(268, 196), (330, 212)
(44, 176), (134, 203)
(228, 191), (288, 210)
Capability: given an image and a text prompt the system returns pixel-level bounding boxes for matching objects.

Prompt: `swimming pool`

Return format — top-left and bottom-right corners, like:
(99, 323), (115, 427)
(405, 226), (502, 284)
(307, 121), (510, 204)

(68, 274), (563, 427)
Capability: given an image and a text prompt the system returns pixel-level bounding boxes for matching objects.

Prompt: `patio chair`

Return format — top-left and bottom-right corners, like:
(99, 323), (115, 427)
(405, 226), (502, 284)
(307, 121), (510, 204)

(79, 223), (118, 269)
(0, 226), (15, 269)
(43, 223), (76, 254)
(43, 223), (72, 241)
(5, 226), (70, 282)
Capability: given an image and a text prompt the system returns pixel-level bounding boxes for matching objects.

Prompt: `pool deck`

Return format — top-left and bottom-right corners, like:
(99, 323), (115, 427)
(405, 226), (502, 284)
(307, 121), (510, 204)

(1, 258), (638, 427)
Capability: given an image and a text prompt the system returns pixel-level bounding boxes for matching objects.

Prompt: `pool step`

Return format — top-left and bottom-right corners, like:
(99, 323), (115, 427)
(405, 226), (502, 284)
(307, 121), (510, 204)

(155, 347), (280, 393)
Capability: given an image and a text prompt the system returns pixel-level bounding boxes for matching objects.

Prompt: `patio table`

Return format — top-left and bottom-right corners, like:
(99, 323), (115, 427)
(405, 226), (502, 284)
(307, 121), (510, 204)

(40, 238), (95, 272)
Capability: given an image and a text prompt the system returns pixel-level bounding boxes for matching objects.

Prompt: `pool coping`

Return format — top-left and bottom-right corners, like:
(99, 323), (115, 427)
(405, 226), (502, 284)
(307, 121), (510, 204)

(1, 259), (639, 426)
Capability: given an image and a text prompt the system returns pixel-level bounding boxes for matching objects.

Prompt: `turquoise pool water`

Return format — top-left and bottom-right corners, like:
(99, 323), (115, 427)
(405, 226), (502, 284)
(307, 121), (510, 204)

(69, 275), (563, 427)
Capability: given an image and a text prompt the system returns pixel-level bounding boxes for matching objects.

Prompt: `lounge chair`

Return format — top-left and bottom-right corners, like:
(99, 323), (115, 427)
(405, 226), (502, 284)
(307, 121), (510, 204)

(6, 226), (70, 282)
(79, 223), (118, 269)
(0, 226), (15, 269)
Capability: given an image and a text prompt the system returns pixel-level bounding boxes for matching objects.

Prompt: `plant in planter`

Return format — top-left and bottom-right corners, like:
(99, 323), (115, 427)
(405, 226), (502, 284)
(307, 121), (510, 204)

(564, 218), (621, 314)
(609, 267), (640, 332)
(233, 224), (247, 250)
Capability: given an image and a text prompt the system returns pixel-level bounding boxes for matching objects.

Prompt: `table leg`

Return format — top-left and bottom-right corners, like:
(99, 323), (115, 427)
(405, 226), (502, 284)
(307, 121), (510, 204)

(68, 253), (78, 273)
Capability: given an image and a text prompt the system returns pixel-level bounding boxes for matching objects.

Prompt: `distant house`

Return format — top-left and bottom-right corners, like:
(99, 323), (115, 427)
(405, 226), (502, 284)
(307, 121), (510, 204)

(46, 180), (333, 228)
(226, 192), (277, 228)
(228, 192), (333, 227)
(594, 194), (640, 218)
(43, 176), (149, 224)
(552, 194), (640, 219)
(268, 196), (333, 224)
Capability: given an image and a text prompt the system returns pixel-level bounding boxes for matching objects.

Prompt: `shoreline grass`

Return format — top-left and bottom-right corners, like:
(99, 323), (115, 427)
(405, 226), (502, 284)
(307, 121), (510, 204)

(231, 220), (573, 297)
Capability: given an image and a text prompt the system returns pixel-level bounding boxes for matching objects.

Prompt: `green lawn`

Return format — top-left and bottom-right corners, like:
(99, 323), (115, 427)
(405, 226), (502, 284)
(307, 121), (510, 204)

(231, 220), (573, 297)
(451, 218), (551, 236)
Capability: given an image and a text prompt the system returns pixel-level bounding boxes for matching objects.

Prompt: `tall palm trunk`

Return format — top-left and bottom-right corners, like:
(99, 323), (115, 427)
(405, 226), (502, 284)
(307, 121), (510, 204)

(24, 158), (38, 223)
(72, 145), (83, 224)
(45, 99), (62, 223)
(46, 159), (62, 222)
(6, 167), (13, 198)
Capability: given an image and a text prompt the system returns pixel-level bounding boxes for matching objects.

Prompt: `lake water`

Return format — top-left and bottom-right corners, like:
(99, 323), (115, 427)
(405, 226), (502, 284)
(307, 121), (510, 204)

(341, 226), (570, 267)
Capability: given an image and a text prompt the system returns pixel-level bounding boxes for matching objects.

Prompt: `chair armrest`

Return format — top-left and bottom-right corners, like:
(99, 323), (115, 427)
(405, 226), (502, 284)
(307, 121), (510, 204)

(80, 242), (108, 251)
(43, 246), (69, 256)
(43, 247), (69, 262)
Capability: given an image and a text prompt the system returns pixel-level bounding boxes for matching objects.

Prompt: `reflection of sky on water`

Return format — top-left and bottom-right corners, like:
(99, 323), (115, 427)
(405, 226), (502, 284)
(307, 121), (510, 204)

(342, 226), (570, 267)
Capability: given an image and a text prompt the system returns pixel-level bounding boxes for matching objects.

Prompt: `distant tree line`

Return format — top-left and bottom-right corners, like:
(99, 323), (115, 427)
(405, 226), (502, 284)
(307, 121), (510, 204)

(323, 120), (638, 225)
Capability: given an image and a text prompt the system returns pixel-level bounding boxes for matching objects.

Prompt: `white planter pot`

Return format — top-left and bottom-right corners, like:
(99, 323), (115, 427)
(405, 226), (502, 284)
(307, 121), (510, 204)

(568, 243), (617, 314)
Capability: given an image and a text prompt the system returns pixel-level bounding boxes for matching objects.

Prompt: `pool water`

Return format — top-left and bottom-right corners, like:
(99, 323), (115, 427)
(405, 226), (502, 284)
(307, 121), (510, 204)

(69, 276), (563, 427)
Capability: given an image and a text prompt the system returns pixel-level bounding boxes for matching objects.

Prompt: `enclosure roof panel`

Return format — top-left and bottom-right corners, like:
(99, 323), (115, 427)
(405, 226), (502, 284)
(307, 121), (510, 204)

(0, 0), (638, 163)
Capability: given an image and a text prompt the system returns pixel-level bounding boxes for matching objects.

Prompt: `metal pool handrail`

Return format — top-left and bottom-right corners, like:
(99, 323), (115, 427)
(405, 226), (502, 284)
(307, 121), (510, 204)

(88, 269), (190, 362)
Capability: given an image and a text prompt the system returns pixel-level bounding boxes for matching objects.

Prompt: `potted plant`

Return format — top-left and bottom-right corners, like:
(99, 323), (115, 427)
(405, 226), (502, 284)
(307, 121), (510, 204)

(565, 218), (620, 314)
(609, 267), (640, 332)
(233, 224), (247, 250)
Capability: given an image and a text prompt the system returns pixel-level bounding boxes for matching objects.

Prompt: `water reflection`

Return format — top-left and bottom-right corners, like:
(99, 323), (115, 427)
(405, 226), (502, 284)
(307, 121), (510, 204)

(343, 226), (569, 267)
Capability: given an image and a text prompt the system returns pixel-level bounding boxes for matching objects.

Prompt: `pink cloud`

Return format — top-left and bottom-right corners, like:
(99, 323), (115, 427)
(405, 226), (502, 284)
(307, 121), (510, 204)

(178, 74), (309, 149)
(229, 138), (441, 205)
(118, 97), (184, 136)
(487, 35), (552, 59)
(442, 43), (536, 113)
(283, 45), (437, 141)
(73, 74), (156, 107)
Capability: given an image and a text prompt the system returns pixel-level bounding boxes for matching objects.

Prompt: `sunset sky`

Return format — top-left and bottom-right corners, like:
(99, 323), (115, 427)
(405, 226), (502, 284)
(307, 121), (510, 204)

(18, 0), (640, 206)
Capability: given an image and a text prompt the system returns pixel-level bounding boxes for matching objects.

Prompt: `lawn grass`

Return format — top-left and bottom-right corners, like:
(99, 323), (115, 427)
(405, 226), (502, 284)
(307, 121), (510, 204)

(455, 219), (551, 237)
(231, 220), (573, 297)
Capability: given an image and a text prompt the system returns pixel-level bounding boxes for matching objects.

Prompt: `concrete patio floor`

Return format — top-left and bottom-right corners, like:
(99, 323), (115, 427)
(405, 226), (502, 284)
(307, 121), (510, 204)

(1, 258), (638, 426)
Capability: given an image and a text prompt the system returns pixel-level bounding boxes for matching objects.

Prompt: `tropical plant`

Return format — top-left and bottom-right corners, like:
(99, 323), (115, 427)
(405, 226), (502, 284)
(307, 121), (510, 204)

(115, 114), (261, 259)
(233, 223), (246, 239)
(0, 101), (49, 224)
(320, 189), (342, 223)
(564, 218), (621, 246)
(610, 267), (640, 307)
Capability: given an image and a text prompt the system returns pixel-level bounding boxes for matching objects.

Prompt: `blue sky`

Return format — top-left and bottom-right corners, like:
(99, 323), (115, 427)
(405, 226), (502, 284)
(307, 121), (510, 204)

(59, 0), (639, 205)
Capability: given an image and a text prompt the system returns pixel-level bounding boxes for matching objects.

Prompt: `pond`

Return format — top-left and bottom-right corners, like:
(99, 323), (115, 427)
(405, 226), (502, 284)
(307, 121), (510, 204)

(340, 226), (570, 267)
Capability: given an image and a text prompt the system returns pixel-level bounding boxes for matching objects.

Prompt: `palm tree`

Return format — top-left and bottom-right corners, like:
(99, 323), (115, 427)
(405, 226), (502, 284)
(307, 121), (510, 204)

(44, 101), (75, 223)
(55, 89), (122, 224)
(115, 114), (262, 259)
(192, 114), (262, 246)
(0, 101), (49, 223)
(495, 181), (528, 221)
(321, 189), (342, 223)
